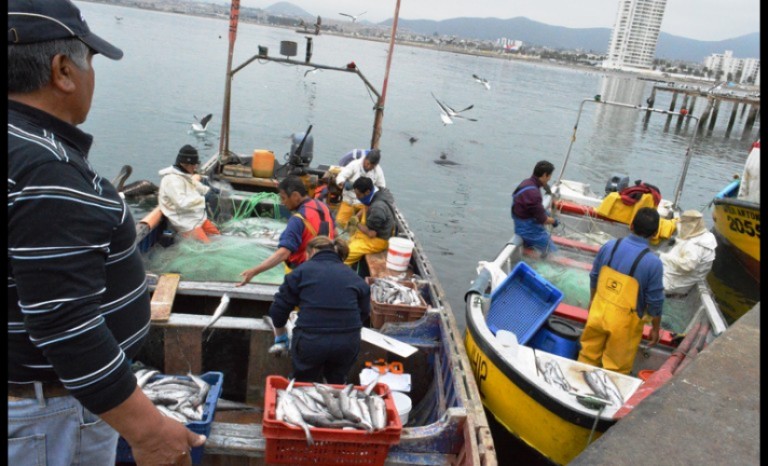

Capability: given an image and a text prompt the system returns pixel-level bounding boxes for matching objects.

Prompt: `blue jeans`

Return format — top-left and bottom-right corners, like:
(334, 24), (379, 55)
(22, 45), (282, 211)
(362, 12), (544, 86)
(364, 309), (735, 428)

(8, 383), (118, 466)
(512, 214), (558, 255)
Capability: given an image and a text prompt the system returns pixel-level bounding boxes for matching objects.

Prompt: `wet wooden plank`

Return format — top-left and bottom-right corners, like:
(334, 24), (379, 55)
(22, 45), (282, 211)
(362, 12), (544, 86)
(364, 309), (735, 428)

(150, 273), (180, 322)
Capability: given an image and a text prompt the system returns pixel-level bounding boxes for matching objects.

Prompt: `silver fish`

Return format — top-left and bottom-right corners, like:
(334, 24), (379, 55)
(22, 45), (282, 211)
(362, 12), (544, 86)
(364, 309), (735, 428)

(367, 394), (387, 430)
(596, 370), (624, 407)
(204, 293), (231, 333)
(582, 370), (612, 405)
(281, 392), (315, 445)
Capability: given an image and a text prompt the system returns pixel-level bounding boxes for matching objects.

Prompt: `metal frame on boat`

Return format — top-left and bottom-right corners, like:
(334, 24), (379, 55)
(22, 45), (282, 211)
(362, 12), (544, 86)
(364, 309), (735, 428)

(550, 97), (701, 249)
(128, 1), (497, 464)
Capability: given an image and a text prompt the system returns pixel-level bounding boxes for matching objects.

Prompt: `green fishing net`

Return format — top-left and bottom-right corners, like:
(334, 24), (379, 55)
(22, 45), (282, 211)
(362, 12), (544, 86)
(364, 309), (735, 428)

(144, 217), (288, 285)
(529, 259), (693, 334)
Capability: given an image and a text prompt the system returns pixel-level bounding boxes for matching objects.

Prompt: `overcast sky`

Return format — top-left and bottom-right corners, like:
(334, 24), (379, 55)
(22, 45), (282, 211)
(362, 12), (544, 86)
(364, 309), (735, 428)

(245, 0), (759, 42)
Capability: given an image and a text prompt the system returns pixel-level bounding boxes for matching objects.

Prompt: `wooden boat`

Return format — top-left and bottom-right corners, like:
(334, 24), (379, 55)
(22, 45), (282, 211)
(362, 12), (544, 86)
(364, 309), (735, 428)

(126, 2), (497, 465)
(549, 98), (702, 250)
(463, 235), (728, 465)
(711, 142), (760, 282)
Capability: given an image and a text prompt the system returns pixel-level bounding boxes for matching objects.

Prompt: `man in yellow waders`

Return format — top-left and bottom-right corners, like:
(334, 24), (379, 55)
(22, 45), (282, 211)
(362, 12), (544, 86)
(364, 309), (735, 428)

(578, 207), (665, 374)
(344, 177), (397, 268)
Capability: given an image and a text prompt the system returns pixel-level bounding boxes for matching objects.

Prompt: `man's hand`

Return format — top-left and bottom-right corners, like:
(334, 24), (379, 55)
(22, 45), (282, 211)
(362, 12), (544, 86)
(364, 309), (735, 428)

(647, 326), (661, 347)
(129, 415), (206, 466)
(191, 174), (202, 182)
(237, 267), (258, 287)
(268, 333), (290, 357)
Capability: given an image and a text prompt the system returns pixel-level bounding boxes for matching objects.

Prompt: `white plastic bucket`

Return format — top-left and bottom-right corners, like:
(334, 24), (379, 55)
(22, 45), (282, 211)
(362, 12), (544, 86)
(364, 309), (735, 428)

(386, 237), (414, 271)
(391, 391), (412, 425)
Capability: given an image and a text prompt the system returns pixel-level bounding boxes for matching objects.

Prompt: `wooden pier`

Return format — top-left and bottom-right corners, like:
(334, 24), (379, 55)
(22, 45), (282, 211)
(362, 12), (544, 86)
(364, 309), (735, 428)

(645, 85), (760, 138)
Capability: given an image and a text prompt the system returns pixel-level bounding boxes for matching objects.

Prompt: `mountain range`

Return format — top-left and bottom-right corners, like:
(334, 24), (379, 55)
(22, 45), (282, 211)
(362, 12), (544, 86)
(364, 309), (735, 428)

(260, 2), (759, 63)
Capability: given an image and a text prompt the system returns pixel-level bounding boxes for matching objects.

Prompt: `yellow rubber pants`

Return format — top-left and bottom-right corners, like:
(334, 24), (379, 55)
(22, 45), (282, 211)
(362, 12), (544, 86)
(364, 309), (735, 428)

(335, 201), (365, 229)
(344, 230), (389, 266)
(577, 265), (646, 374)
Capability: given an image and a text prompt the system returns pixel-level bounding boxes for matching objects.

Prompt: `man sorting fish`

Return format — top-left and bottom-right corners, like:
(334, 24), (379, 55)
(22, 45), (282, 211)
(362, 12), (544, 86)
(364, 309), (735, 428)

(268, 236), (371, 384)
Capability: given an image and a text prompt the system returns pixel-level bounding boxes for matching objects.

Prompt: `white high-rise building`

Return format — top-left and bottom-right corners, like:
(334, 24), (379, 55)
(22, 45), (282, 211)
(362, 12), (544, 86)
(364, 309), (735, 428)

(602, 0), (667, 70)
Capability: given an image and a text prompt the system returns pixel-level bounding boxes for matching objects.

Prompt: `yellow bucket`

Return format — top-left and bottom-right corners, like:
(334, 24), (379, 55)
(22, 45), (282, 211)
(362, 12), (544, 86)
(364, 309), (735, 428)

(251, 149), (275, 178)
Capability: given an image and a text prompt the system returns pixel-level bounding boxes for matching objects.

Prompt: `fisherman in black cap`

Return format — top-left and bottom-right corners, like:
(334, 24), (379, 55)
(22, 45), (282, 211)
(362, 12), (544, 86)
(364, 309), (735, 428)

(158, 144), (221, 242)
(8, 1), (205, 465)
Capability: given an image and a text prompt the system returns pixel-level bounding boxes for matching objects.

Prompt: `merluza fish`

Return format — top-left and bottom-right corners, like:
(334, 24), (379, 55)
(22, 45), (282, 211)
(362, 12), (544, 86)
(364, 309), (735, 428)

(275, 379), (391, 445)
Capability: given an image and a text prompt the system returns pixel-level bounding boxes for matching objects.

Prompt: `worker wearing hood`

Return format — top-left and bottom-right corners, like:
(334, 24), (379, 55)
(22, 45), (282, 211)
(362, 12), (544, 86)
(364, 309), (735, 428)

(659, 210), (717, 295)
(158, 145), (220, 242)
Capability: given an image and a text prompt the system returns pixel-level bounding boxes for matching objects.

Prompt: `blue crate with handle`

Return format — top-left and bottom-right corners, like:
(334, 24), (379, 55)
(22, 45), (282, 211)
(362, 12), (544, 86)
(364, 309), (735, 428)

(486, 262), (564, 345)
(116, 371), (223, 464)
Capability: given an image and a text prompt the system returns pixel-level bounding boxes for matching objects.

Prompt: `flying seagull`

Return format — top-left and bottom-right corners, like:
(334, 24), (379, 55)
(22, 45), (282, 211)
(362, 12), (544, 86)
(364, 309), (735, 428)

(191, 113), (213, 133)
(304, 67), (320, 78)
(339, 11), (367, 22)
(472, 74), (491, 90)
(431, 92), (477, 125)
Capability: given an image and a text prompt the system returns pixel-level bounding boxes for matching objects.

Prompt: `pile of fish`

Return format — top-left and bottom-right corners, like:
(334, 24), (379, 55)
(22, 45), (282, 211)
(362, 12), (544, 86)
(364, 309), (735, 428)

(135, 369), (210, 424)
(223, 218), (284, 245)
(535, 358), (624, 408)
(582, 369), (624, 407)
(275, 378), (389, 446)
(536, 358), (574, 392)
(370, 278), (423, 306)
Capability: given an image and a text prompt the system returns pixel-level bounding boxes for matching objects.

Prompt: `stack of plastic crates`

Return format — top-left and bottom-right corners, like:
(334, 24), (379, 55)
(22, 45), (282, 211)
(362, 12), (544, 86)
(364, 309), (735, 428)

(262, 375), (402, 465)
(485, 261), (564, 344)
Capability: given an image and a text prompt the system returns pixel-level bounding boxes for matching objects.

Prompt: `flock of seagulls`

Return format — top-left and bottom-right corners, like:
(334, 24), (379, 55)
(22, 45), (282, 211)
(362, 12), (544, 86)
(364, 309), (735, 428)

(338, 11), (367, 22)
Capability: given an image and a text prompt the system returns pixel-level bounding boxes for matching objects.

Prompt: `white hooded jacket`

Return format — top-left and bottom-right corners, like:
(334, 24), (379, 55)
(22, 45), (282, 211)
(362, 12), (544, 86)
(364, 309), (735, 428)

(335, 157), (386, 206)
(660, 228), (717, 295)
(158, 165), (210, 233)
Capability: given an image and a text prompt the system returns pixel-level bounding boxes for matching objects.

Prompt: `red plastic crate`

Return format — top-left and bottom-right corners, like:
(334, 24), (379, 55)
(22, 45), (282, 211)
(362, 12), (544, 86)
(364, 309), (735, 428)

(262, 375), (402, 466)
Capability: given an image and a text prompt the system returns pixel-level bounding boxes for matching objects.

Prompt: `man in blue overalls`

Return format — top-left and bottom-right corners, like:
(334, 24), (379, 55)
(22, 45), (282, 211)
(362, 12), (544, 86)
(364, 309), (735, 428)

(511, 160), (559, 256)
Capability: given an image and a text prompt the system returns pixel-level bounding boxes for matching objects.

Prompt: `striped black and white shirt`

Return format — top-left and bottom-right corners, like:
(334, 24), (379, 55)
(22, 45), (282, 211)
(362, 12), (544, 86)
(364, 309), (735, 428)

(8, 100), (151, 414)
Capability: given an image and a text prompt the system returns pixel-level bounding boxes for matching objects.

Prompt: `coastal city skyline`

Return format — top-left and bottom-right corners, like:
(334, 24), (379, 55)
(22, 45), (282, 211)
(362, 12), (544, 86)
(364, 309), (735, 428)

(240, 0), (759, 42)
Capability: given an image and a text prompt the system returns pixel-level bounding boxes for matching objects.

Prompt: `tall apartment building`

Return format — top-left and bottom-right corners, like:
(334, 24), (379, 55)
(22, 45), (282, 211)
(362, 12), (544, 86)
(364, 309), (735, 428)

(602, 0), (667, 70)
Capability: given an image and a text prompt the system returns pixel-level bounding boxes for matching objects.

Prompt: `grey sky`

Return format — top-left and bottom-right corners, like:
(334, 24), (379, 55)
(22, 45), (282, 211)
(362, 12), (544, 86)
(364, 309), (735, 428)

(245, 0), (759, 41)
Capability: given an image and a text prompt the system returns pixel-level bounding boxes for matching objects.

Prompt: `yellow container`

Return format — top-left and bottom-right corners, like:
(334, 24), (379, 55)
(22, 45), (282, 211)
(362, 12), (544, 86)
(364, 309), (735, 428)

(251, 150), (275, 178)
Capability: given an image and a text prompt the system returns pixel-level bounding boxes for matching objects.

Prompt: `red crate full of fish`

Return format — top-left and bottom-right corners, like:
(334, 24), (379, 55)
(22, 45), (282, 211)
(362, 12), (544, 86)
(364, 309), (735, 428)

(262, 375), (402, 466)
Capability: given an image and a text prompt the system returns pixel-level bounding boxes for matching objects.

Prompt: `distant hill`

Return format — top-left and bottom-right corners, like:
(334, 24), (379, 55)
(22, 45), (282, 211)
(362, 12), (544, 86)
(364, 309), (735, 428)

(263, 1), (314, 20)
(386, 16), (760, 62)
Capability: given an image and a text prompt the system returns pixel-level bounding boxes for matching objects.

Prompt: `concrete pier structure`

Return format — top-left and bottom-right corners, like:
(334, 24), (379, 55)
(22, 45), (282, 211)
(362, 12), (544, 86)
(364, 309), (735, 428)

(571, 304), (760, 465)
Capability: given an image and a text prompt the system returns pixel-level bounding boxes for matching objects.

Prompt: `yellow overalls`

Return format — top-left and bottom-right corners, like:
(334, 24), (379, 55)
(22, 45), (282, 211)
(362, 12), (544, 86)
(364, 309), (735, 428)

(344, 209), (390, 266)
(578, 240), (651, 374)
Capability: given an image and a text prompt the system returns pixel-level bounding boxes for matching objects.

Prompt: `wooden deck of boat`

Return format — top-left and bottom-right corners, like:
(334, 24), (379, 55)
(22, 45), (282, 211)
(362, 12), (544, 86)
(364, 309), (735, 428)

(571, 304), (759, 465)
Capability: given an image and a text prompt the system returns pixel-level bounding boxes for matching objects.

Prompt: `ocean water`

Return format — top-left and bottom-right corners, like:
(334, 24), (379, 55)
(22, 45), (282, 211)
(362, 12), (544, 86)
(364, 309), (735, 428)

(76, 2), (758, 331)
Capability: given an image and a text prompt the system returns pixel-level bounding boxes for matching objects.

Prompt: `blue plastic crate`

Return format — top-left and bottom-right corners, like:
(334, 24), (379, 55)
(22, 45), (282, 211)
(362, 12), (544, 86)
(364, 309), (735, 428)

(116, 371), (224, 464)
(486, 262), (564, 345)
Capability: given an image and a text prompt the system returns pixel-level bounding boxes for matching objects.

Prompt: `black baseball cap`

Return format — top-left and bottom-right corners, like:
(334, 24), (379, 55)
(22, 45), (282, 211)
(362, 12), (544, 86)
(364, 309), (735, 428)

(8, 0), (123, 60)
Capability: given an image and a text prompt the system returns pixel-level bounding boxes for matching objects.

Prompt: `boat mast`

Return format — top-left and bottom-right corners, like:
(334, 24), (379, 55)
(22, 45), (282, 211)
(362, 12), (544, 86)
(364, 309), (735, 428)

(218, 0), (240, 168)
(370, 0), (402, 149)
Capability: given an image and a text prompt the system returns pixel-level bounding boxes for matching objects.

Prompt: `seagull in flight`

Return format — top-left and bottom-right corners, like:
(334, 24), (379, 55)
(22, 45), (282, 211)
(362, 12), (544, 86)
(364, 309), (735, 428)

(339, 11), (367, 22)
(191, 113), (213, 134)
(431, 92), (477, 125)
(304, 67), (321, 78)
(472, 74), (490, 90)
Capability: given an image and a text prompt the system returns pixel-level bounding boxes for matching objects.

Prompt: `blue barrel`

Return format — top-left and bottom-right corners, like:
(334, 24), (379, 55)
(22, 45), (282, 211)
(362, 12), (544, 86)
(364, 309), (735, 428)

(529, 317), (581, 360)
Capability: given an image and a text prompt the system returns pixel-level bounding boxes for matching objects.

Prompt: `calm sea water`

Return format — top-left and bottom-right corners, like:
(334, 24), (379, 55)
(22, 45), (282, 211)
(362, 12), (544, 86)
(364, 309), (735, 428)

(77, 2), (758, 330)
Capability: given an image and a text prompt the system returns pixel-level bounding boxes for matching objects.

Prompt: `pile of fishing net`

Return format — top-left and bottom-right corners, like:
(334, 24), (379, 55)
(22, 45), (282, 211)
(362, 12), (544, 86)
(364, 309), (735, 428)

(145, 217), (288, 285)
